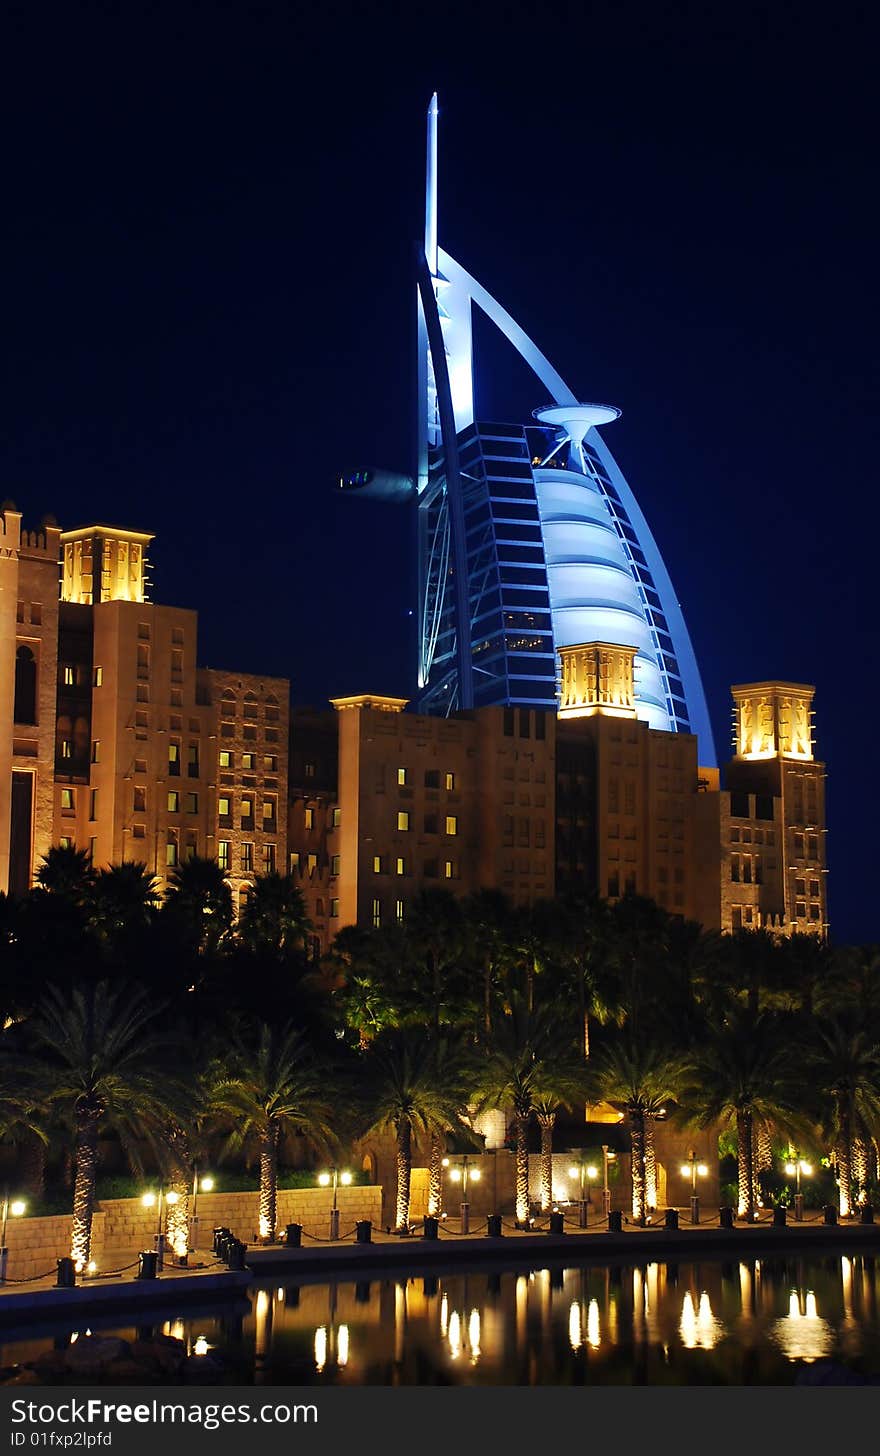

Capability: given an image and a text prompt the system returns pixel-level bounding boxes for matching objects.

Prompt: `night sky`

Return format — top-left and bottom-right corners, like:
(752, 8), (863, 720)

(4, 2), (877, 942)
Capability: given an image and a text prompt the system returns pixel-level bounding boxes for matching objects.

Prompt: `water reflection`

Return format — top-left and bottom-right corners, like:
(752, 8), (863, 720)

(3, 1253), (880, 1385)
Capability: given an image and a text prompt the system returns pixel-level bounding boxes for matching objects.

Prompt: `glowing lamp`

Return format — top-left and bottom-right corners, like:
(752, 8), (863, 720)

(586, 1166), (598, 1179)
(450, 1168), (462, 1183)
(142, 1192), (157, 1208)
(340, 1171), (353, 1187)
(165, 1191), (180, 1206)
(200, 1176), (215, 1192)
(785, 1162), (797, 1177)
(470, 1169), (481, 1183)
(318, 1173), (331, 1187)
(10, 1200), (26, 1218)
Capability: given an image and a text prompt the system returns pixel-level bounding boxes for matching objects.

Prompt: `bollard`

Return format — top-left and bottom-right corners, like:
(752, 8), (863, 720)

(773, 1206), (787, 1227)
(227, 1239), (247, 1271)
(794, 1193), (804, 1222)
(285, 1222), (302, 1247)
(665, 1208), (679, 1230)
(0, 1247), (7, 1284)
(861, 1204), (875, 1225)
(608, 1210), (622, 1233)
(137, 1250), (158, 1280)
(487, 1213), (503, 1238)
(212, 1226), (230, 1255)
(690, 1195), (701, 1226)
(423, 1216), (439, 1240)
(56, 1256), (77, 1288)
(824, 1204), (838, 1225)
(719, 1206), (734, 1229)
(154, 1232), (167, 1272)
(577, 1199), (588, 1229)
(329, 1208), (340, 1241)
(355, 1220), (372, 1244)
(459, 1201), (470, 1235)
(549, 1211), (565, 1235)
(216, 1232), (233, 1263)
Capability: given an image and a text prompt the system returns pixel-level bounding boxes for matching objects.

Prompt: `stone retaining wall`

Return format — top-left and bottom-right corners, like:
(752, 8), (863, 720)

(3, 1187), (382, 1282)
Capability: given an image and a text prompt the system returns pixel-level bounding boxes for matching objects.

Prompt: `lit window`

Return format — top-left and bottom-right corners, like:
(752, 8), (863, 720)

(332, 807), (342, 827)
(93, 667), (103, 687)
(445, 815), (458, 836)
(91, 741), (100, 763)
(166, 839), (178, 867)
(187, 793), (198, 814)
(396, 898), (405, 923)
(263, 798), (277, 825)
(331, 854), (341, 876)
(373, 855), (382, 874)
(59, 836), (73, 850)
(168, 743), (180, 775)
(397, 811), (410, 831)
(307, 852), (317, 876)
(242, 752), (255, 770)
(60, 788), (75, 811)
(61, 740), (73, 759)
(372, 897), (381, 928)
(304, 807), (315, 830)
(289, 851), (300, 872)
(263, 843), (276, 873)
(63, 665), (75, 686)
(219, 750), (232, 768)
(241, 797), (254, 824)
(218, 795), (231, 818)
(398, 767), (408, 786)
(445, 772), (455, 791)
(241, 843), (254, 873)
(89, 789), (97, 821)
(396, 857), (405, 876)
(264, 755), (277, 771)
(330, 898), (339, 918)
(444, 860), (455, 880)
(167, 791), (179, 813)
(218, 841), (230, 870)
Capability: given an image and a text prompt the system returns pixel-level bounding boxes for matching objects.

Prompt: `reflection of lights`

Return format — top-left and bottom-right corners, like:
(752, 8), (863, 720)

(468, 1309), (481, 1362)
(448, 1310), (462, 1360)
(680, 1291), (724, 1350)
(569, 1302), (582, 1351)
(193, 1336), (209, 1356)
(587, 1299), (600, 1349)
(337, 1325), (350, 1368)
(770, 1289), (833, 1363)
(440, 1293), (449, 1336)
(314, 1326), (327, 1372)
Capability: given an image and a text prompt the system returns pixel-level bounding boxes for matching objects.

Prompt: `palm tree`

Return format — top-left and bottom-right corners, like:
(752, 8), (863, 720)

(35, 845), (96, 904)
(475, 995), (576, 1226)
(89, 861), (160, 953)
(462, 889), (516, 1037)
(360, 1030), (473, 1232)
(238, 873), (311, 956)
(677, 1011), (803, 1221)
(532, 1058), (588, 1213)
(28, 980), (176, 1266)
(808, 1017), (880, 1215)
(162, 854), (233, 956)
(546, 894), (621, 1061)
(211, 1021), (335, 1241)
(323, 924), (407, 1048)
(590, 1036), (683, 1223)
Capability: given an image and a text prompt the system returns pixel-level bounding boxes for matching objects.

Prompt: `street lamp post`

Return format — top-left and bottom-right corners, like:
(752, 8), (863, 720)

(601, 1146), (615, 1217)
(680, 1150), (708, 1224)
(143, 1186), (179, 1270)
(567, 1157), (599, 1228)
(318, 1167), (352, 1239)
(443, 1155), (481, 1234)
(784, 1154), (813, 1221)
(189, 1168), (214, 1253)
(0, 1190), (26, 1284)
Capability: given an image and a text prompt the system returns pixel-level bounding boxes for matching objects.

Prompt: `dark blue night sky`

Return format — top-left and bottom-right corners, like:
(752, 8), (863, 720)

(3, 1), (877, 942)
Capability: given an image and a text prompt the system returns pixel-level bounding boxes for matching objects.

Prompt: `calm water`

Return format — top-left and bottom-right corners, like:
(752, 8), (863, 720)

(4, 1253), (880, 1385)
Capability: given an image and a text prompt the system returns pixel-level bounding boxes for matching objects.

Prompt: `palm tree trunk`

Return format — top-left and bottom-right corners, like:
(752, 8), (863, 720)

(645, 1118), (657, 1212)
(484, 957), (492, 1037)
(395, 1119), (412, 1232)
(836, 1095), (854, 1217)
(71, 1112), (99, 1268)
(537, 1113), (554, 1211)
(630, 1109), (647, 1224)
(259, 1129), (278, 1241)
(166, 1170), (191, 1258)
(852, 1137), (869, 1206)
(737, 1109), (755, 1220)
(514, 1114), (530, 1226)
(427, 1133), (444, 1218)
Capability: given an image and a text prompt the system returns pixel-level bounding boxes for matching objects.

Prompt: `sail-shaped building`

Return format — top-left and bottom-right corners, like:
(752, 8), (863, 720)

(409, 95), (715, 763)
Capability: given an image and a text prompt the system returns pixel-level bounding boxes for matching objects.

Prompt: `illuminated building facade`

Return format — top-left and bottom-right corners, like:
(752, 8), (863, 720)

(0, 507), (288, 905)
(405, 97), (715, 765)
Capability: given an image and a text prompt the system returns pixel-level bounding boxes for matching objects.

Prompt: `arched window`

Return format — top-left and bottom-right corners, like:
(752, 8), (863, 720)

(14, 646), (36, 725)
